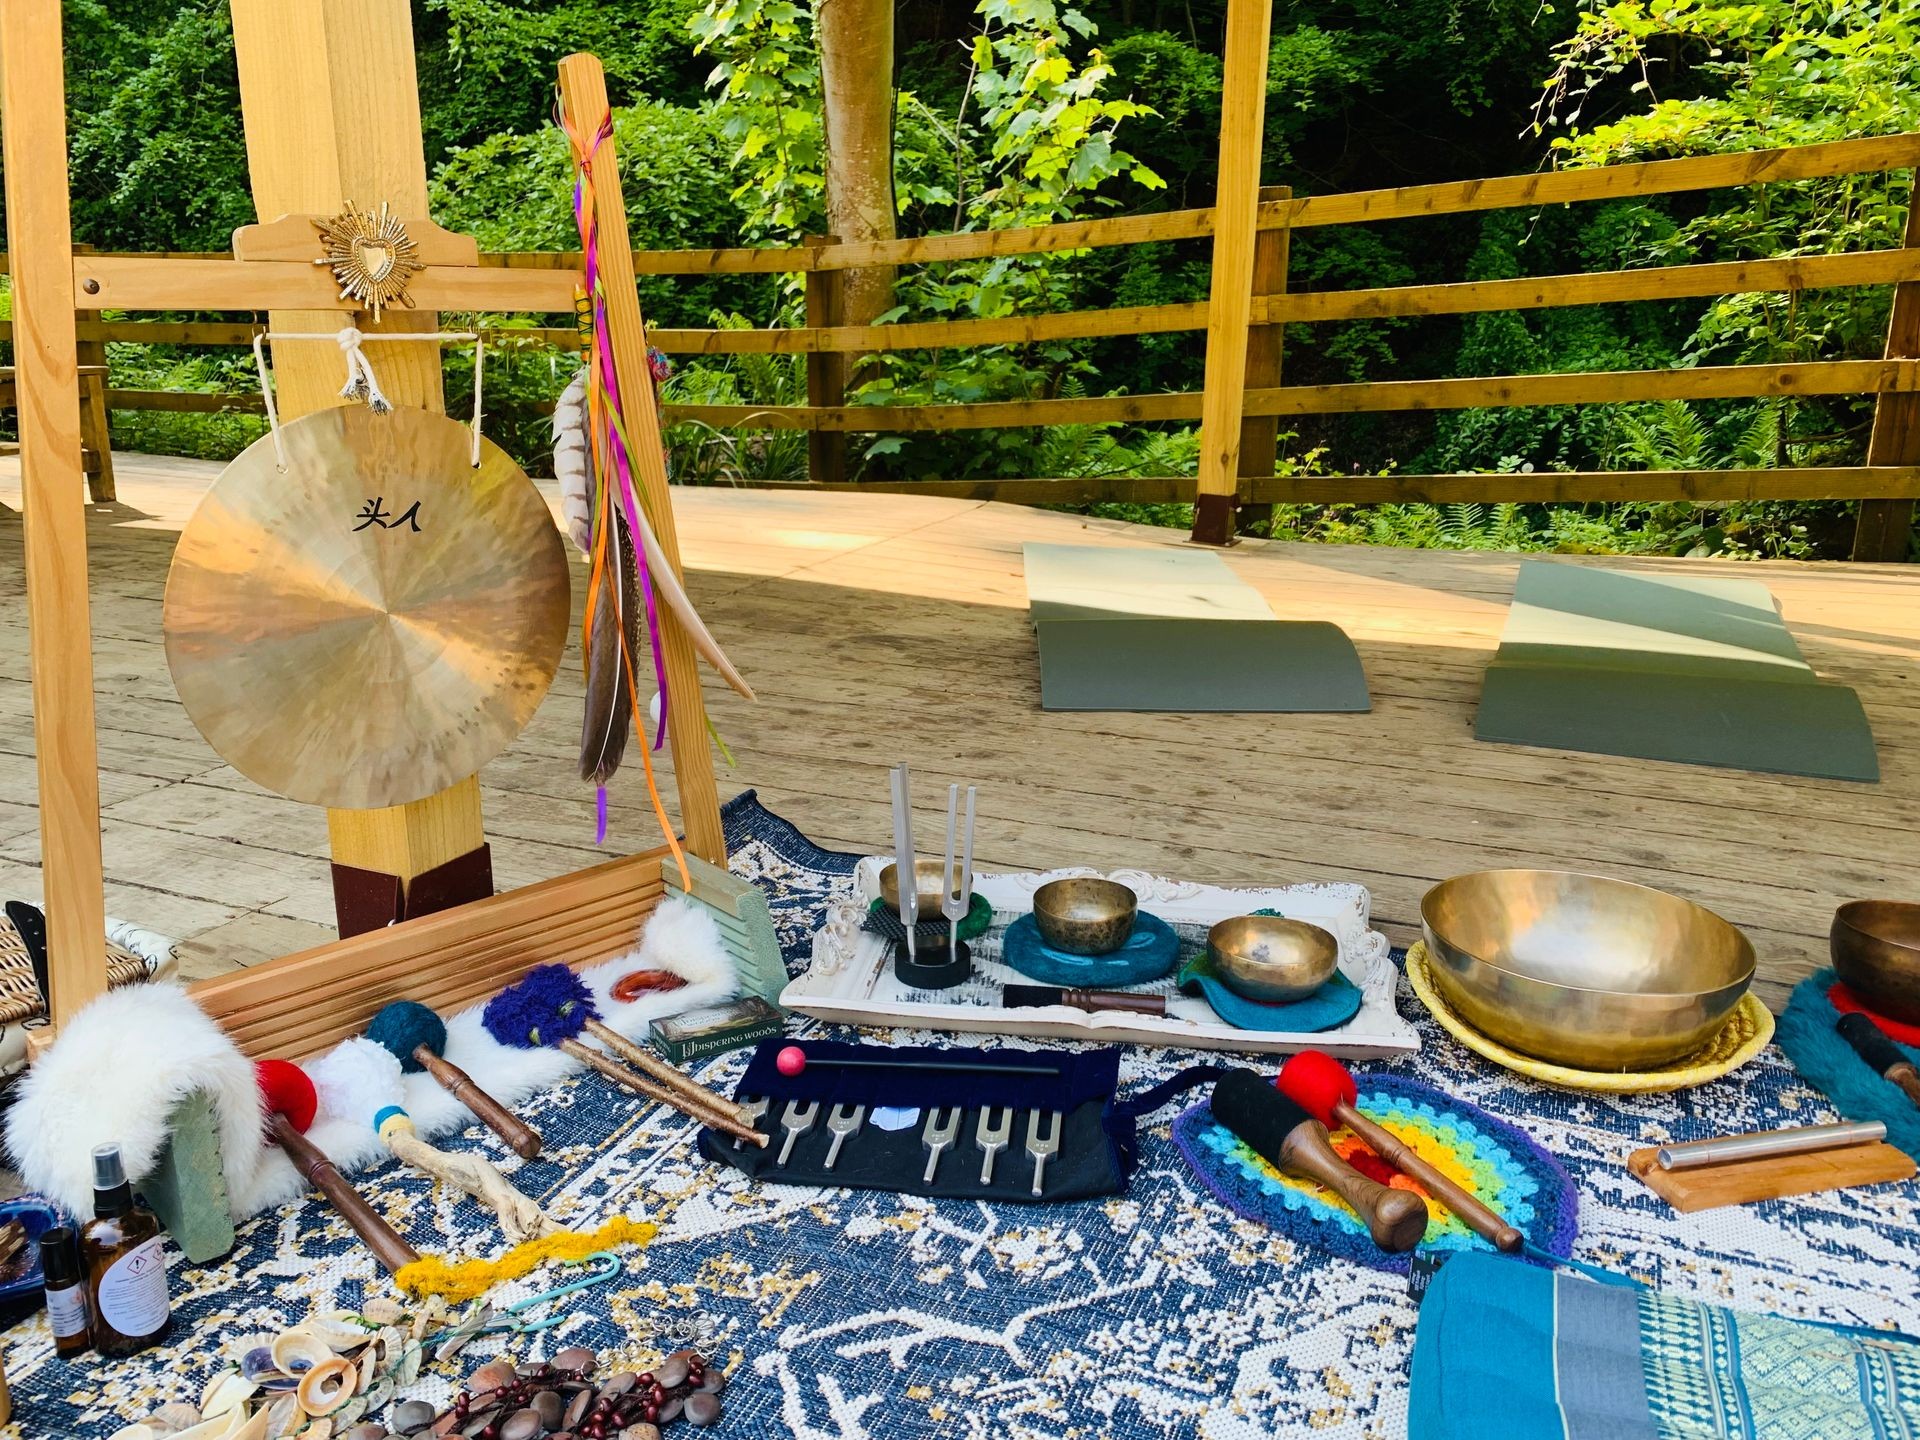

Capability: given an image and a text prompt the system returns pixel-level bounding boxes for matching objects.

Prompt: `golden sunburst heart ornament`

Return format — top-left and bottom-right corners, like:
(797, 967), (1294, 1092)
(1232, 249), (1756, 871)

(313, 201), (423, 320)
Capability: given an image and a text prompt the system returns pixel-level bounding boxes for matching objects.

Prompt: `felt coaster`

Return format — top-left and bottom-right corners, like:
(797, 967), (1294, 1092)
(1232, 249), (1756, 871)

(1827, 982), (1920, 1047)
(1779, 968), (1920, 1158)
(865, 891), (993, 942)
(1001, 911), (1181, 987)
(1176, 950), (1362, 1033)
(1171, 1073), (1579, 1275)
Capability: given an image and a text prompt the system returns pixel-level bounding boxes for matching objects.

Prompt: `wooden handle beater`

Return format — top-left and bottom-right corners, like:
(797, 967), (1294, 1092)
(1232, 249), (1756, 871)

(1211, 1068), (1429, 1253)
(366, 1001), (544, 1159)
(560, 1037), (767, 1147)
(257, 1061), (418, 1274)
(576, 1018), (758, 1131)
(1279, 1051), (1523, 1253)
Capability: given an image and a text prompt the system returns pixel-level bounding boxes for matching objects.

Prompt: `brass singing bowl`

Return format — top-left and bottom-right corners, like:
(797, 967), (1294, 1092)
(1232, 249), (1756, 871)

(1207, 916), (1338, 1002)
(879, 859), (967, 917)
(1421, 870), (1755, 1071)
(1831, 900), (1920, 1024)
(1032, 878), (1138, 955)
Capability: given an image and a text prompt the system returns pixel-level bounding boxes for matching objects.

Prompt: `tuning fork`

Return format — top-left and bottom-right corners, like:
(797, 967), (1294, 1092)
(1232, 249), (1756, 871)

(941, 783), (977, 954)
(922, 1106), (961, 1183)
(735, 1096), (770, 1150)
(890, 763), (918, 963)
(976, 1106), (1013, 1185)
(824, 1103), (866, 1170)
(1026, 1110), (1062, 1197)
(776, 1099), (819, 1165)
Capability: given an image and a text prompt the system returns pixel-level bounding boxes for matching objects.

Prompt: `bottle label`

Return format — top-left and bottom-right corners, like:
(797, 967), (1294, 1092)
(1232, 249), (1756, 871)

(95, 1237), (169, 1336)
(46, 1281), (90, 1338)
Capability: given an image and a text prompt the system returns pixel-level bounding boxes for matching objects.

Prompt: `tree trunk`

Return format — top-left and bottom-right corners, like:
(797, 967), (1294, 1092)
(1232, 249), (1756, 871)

(817, 0), (896, 337)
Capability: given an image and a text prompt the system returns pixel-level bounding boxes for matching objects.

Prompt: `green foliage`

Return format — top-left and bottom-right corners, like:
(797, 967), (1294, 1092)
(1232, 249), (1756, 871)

(689, 0), (827, 238)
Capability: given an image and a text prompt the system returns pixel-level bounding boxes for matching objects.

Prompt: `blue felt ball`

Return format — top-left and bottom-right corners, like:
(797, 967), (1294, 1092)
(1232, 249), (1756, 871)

(481, 963), (596, 1049)
(366, 1000), (447, 1073)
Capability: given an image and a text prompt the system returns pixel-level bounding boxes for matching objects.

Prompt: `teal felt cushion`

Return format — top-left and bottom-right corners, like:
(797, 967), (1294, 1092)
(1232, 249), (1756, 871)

(1176, 949), (1362, 1033)
(1001, 911), (1181, 986)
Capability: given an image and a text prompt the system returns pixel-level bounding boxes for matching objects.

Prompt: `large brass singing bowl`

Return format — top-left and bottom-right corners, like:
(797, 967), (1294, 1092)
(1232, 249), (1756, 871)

(1831, 900), (1920, 1024)
(164, 406), (571, 810)
(1421, 870), (1755, 1071)
(1207, 915), (1338, 1002)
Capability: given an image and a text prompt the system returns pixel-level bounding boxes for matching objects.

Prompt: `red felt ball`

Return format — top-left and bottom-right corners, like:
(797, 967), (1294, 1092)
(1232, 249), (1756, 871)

(1276, 1049), (1357, 1128)
(256, 1058), (319, 1133)
(774, 1045), (808, 1078)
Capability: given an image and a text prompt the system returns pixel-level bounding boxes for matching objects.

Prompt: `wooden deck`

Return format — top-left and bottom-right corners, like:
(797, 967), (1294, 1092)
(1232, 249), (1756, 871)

(3, 452), (1918, 1006)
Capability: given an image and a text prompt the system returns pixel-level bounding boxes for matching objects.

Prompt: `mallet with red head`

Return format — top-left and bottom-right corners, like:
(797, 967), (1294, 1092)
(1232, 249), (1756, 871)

(1277, 1050), (1523, 1253)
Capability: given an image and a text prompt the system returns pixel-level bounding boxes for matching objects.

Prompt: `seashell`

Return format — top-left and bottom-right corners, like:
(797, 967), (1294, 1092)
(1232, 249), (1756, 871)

(392, 1340), (421, 1386)
(150, 1404), (208, 1434)
(303, 1423), (333, 1440)
(295, 1317), (377, 1353)
(239, 1346), (283, 1384)
(261, 1394), (302, 1440)
(223, 1410), (271, 1440)
(332, 1394), (368, 1429)
(272, 1331), (334, 1376)
(360, 1376), (394, 1413)
(297, 1356), (359, 1416)
(200, 1371), (260, 1419)
(360, 1296), (406, 1325)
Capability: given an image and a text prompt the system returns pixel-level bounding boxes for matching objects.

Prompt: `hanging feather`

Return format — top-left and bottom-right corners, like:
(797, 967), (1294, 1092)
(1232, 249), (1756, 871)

(578, 510), (642, 785)
(552, 368), (594, 555)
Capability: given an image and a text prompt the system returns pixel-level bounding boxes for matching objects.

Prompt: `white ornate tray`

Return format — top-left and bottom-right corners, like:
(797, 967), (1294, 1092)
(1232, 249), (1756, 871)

(783, 861), (1420, 1059)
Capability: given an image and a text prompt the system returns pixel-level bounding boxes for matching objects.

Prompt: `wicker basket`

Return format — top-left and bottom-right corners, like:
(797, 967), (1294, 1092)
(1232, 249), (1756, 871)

(0, 915), (151, 1025)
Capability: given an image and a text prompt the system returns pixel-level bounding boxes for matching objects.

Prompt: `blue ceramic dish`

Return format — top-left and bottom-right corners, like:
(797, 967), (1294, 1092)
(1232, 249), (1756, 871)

(0, 1198), (64, 1306)
(1002, 910), (1181, 987)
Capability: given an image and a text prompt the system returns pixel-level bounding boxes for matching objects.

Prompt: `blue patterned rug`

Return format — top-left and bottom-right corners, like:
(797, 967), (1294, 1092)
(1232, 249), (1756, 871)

(3, 790), (1917, 1439)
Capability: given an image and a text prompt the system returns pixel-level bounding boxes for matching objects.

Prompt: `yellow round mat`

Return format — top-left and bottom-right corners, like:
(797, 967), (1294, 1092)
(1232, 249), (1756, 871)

(1405, 942), (1775, 1093)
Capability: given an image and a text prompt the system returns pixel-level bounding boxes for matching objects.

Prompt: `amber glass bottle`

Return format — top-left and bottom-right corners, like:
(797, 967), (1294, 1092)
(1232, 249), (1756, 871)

(79, 1144), (172, 1357)
(40, 1226), (91, 1358)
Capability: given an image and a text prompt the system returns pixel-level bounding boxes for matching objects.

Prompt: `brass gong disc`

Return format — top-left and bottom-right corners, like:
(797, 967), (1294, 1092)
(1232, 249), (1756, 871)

(164, 406), (571, 810)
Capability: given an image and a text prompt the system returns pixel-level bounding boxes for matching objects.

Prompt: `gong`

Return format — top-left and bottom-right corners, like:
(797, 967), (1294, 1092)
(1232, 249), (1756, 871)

(164, 406), (571, 810)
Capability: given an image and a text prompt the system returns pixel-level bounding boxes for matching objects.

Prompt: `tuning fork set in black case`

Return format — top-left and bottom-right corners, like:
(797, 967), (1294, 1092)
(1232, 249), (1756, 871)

(696, 1039), (1142, 1202)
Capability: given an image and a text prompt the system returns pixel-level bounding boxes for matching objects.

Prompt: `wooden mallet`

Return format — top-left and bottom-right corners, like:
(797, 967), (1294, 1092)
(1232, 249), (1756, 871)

(1210, 1068), (1429, 1252)
(1278, 1050), (1523, 1253)
(256, 1060), (419, 1275)
(366, 1000), (544, 1159)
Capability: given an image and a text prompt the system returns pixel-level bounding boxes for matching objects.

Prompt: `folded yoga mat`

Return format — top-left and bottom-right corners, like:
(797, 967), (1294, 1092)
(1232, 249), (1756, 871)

(1022, 542), (1370, 712)
(1475, 560), (1878, 781)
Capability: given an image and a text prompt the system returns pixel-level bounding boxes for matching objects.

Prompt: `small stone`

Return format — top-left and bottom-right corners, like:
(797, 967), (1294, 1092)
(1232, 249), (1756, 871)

(470, 1361), (517, 1394)
(392, 1401), (436, 1435)
(683, 1392), (722, 1428)
(697, 1368), (726, 1396)
(657, 1397), (684, 1424)
(344, 1426), (390, 1440)
(553, 1347), (597, 1376)
(529, 1390), (564, 1430)
(598, 1373), (637, 1399)
(499, 1409), (542, 1440)
(652, 1355), (689, 1390)
(619, 1428), (661, 1440)
(563, 1391), (592, 1429)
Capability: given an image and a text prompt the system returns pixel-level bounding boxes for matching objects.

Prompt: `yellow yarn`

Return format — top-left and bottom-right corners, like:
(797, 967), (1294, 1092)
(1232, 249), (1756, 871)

(393, 1216), (658, 1303)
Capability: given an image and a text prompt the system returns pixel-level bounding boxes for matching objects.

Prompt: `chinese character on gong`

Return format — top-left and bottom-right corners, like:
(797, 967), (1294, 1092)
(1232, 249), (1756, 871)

(353, 498), (423, 532)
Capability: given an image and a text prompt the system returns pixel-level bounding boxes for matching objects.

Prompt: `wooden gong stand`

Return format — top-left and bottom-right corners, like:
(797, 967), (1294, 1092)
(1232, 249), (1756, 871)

(2, 0), (732, 1059)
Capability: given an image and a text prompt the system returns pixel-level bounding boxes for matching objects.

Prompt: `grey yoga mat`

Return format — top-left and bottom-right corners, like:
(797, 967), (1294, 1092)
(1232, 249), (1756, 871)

(1475, 561), (1878, 781)
(1022, 543), (1370, 713)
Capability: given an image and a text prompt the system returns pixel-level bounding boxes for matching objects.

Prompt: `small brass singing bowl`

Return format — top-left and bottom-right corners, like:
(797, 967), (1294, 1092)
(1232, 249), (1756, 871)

(1032, 878), (1138, 955)
(1832, 900), (1920, 1025)
(880, 859), (965, 918)
(1207, 916), (1339, 1002)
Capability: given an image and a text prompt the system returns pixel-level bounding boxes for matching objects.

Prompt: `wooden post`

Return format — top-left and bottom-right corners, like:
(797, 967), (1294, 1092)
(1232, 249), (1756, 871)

(0, 0), (110, 1025)
(804, 238), (848, 484)
(1235, 185), (1290, 535)
(557, 53), (728, 866)
(230, 0), (484, 929)
(1190, 0), (1275, 545)
(71, 248), (116, 503)
(1853, 195), (1920, 561)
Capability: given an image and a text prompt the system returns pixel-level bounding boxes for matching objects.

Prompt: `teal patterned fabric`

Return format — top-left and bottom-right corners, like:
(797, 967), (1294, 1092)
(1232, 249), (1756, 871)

(1637, 1287), (1920, 1439)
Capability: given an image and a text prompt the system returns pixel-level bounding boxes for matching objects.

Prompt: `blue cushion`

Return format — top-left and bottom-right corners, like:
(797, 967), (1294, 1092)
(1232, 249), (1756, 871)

(1001, 911), (1181, 986)
(1176, 950), (1362, 1033)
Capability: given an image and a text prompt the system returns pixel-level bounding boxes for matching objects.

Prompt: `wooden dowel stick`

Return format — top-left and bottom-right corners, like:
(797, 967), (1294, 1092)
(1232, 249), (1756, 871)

(267, 1113), (419, 1273)
(561, 1037), (767, 1147)
(581, 1018), (755, 1128)
(1336, 1103), (1523, 1252)
(413, 1045), (544, 1159)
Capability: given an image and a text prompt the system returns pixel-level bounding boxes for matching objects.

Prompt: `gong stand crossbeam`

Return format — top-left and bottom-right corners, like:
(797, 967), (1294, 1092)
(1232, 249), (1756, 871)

(72, 254), (582, 315)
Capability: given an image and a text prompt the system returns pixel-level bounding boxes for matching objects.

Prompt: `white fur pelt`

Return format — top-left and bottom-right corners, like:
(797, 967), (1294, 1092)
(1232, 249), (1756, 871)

(8, 898), (741, 1221)
(5, 984), (263, 1222)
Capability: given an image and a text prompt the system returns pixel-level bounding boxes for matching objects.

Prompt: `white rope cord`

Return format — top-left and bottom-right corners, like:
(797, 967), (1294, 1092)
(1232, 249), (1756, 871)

(251, 326), (487, 470)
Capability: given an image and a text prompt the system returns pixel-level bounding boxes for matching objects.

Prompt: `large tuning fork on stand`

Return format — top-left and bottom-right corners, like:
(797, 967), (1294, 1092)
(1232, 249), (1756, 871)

(942, 783), (977, 955)
(891, 763), (918, 964)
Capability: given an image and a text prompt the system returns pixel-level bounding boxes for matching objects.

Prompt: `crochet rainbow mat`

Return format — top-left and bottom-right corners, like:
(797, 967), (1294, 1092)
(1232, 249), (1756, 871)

(1171, 1072), (1578, 1274)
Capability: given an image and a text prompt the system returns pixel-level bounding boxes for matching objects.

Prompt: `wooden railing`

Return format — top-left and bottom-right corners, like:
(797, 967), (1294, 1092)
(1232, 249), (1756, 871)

(5, 132), (1918, 556)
